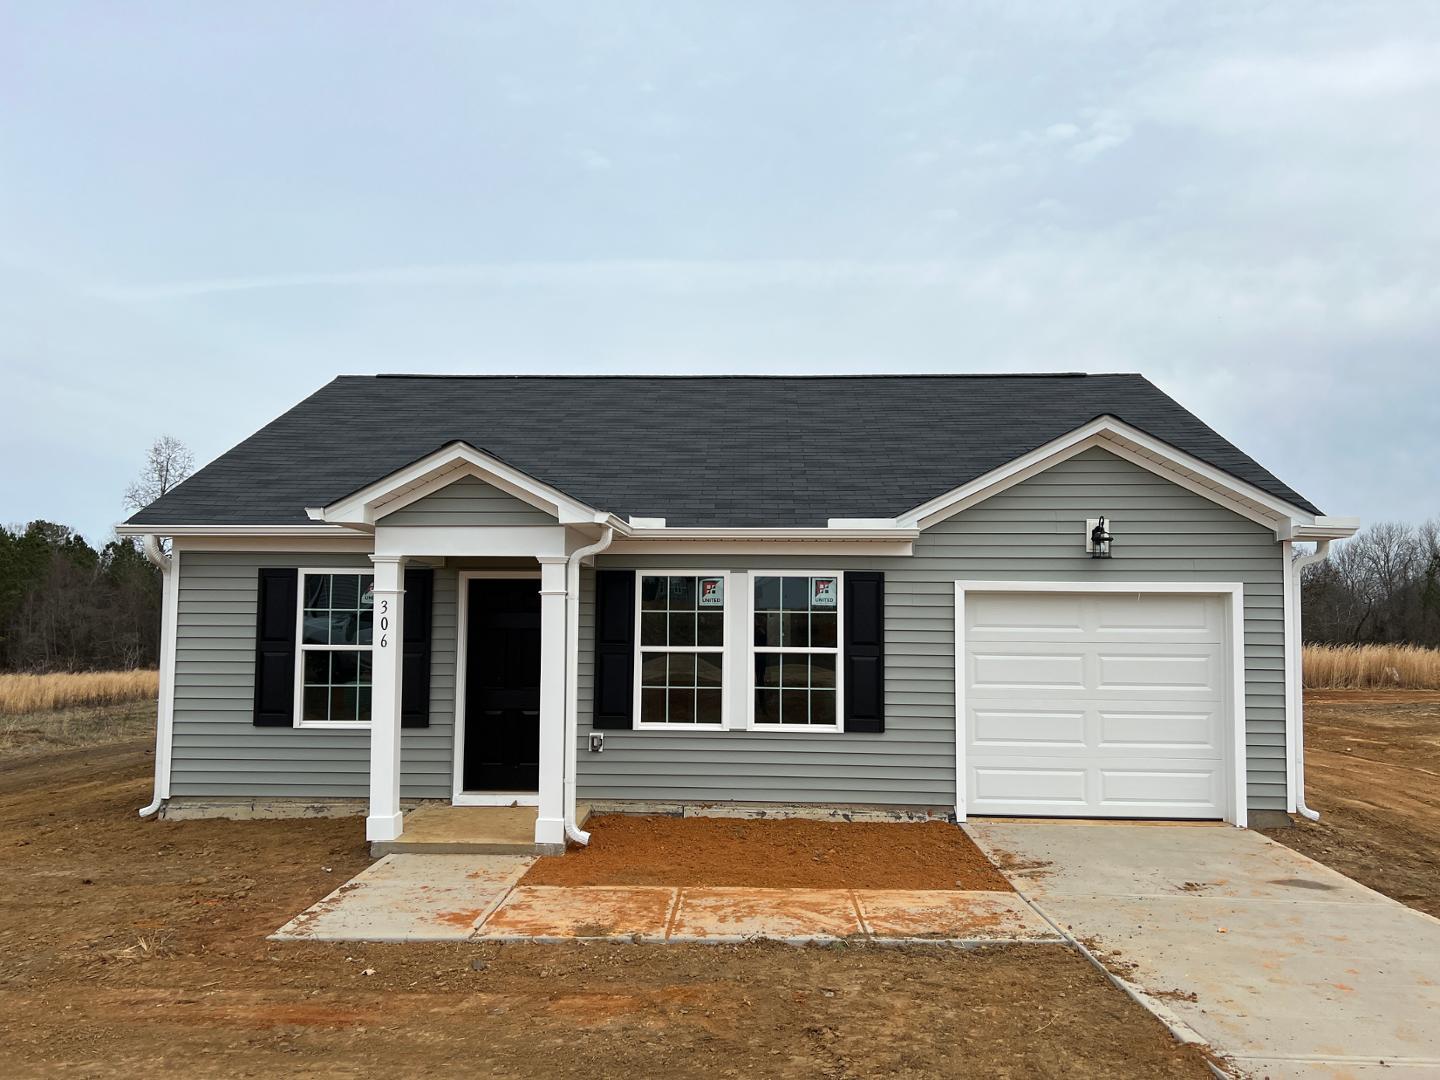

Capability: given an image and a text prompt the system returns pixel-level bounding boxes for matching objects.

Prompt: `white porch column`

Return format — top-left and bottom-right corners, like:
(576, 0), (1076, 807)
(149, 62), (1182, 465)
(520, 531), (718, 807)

(535, 556), (569, 847)
(366, 554), (407, 842)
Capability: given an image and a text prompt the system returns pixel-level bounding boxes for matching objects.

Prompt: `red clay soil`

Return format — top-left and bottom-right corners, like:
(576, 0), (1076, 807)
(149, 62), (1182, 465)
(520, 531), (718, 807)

(522, 814), (1012, 890)
(0, 741), (1216, 1078)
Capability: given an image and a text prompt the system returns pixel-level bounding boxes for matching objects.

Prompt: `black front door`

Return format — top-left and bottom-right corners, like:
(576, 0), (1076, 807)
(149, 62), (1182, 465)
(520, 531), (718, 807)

(463, 578), (541, 792)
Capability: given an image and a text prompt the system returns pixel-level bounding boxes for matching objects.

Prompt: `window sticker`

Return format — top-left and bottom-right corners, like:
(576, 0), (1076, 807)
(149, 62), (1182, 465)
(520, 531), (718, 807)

(811, 577), (838, 608)
(698, 576), (725, 608)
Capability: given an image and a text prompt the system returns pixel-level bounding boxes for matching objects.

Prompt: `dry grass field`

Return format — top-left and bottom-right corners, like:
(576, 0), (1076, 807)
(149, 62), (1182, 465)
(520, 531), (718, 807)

(0, 672), (159, 760)
(0, 670), (158, 714)
(1304, 644), (1440, 690)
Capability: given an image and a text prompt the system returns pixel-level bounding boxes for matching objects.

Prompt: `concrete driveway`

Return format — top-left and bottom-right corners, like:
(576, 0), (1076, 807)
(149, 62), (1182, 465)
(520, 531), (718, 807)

(966, 822), (1440, 1078)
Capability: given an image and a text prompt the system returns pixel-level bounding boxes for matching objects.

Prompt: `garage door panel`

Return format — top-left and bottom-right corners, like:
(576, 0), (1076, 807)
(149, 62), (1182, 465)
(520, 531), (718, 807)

(966, 592), (1086, 633)
(972, 709), (1086, 747)
(1096, 651), (1218, 691)
(1098, 768), (1223, 810)
(970, 652), (1085, 690)
(962, 590), (1230, 821)
(1098, 710), (1218, 751)
(1093, 594), (1218, 635)
(971, 766), (1087, 807)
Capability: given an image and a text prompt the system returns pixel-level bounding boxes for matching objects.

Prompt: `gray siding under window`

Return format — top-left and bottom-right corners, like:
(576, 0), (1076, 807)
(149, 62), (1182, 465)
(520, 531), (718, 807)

(576, 447), (1287, 813)
(380, 475), (554, 526)
(169, 551), (456, 800)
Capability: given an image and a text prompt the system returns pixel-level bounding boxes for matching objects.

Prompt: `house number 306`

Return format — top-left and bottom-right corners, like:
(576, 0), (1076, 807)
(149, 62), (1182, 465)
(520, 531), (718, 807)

(378, 599), (390, 648)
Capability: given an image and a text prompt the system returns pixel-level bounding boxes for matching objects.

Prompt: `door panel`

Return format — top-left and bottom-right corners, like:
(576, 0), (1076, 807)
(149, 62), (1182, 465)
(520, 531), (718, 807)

(463, 578), (541, 793)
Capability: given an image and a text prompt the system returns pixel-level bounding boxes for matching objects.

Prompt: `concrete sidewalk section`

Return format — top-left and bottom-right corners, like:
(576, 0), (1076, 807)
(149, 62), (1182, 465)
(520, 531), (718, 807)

(271, 855), (1058, 946)
(967, 821), (1440, 1078)
(271, 854), (533, 942)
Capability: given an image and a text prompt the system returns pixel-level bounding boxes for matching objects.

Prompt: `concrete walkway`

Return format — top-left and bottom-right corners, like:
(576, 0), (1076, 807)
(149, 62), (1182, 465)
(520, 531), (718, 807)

(272, 853), (1059, 946)
(966, 821), (1440, 1078)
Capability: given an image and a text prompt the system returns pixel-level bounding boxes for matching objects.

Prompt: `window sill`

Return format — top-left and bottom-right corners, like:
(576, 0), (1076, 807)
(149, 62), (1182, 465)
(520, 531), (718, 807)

(746, 724), (843, 734)
(632, 722), (730, 733)
(294, 721), (372, 731)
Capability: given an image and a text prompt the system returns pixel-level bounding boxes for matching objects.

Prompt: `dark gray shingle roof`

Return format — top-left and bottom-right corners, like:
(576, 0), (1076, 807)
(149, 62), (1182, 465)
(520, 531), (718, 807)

(125, 374), (1319, 527)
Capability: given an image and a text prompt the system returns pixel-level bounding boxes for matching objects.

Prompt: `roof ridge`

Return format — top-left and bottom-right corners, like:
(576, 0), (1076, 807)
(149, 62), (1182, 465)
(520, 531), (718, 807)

(365, 372), (1131, 381)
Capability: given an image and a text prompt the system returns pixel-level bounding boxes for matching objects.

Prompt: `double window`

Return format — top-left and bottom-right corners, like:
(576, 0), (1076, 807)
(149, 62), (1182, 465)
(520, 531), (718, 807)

(632, 570), (843, 731)
(297, 570), (375, 727)
(637, 574), (728, 728)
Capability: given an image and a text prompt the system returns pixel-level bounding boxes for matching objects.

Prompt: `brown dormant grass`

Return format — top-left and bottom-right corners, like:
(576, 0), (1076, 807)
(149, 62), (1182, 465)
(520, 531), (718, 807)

(1303, 644), (1440, 690)
(0, 670), (159, 715)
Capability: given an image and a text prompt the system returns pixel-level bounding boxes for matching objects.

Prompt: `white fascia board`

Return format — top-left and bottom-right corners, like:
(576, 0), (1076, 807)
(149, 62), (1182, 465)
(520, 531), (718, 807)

(114, 523), (360, 537)
(620, 526), (919, 541)
(897, 416), (1316, 533)
(319, 441), (603, 526)
(827, 518), (901, 529)
(606, 538), (915, 556)
(627, 516), (666, 528)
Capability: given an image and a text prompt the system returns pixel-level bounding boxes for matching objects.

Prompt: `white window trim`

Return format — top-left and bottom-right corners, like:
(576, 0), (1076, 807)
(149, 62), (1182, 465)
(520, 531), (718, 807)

(294, 567), (377, 730)
(746, 570), (845, 733)
(632, 570), (732, 732)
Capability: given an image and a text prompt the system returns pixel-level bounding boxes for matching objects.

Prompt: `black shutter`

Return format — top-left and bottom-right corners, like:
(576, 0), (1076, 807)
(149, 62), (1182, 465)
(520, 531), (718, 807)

(593, 569), (635, 730)
(253, 568), (298, 727)
(400, 567), (434, 728)
(843, 571), (885, 733)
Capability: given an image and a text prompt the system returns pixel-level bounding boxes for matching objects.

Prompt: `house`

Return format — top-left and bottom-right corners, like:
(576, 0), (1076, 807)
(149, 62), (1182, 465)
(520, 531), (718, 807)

(119, 374), (1357, 851)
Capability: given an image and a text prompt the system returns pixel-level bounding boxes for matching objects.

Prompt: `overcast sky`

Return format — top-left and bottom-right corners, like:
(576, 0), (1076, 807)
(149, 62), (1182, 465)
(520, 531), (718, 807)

(3, 2), (1436, 542)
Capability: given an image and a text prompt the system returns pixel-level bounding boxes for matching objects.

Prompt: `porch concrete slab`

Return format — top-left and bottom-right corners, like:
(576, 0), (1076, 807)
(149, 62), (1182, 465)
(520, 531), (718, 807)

(854, 889), (1061, 943)
(967, 822), (1440, 1077)
(270, 853), (533, 942)
(371, 803), (593, 856)
(477, 885), (677, 941)
(668, 887), (863, 942)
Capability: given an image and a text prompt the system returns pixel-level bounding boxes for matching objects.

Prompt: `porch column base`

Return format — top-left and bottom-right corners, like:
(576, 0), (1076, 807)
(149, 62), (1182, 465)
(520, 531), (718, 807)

(366, 811), (404, 842)
(534, 814), (566, 847)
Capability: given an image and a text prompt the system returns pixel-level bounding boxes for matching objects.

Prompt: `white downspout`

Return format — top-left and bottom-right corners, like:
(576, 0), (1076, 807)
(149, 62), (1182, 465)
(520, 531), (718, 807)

(138, 535), (178, 818)
(1290, 538), (1332, 822)
(563, 526), (614, 845)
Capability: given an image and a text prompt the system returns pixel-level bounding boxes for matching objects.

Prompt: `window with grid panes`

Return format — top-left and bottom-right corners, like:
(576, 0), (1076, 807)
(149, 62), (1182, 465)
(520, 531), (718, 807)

(752, 574), (840, 728)
(298, 571), (374, 725)
(637, 574), (726, 726)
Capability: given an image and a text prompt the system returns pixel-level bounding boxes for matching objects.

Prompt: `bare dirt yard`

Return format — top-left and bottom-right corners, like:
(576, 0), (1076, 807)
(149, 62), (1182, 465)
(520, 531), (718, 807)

(1262, 690), (1440, 918)
(0, 740), (1214, 1078)
(523, 813), (1012, 890)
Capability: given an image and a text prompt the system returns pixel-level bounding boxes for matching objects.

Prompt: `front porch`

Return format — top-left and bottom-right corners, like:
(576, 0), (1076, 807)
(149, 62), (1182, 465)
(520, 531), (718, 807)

(370, 803), (592, 857)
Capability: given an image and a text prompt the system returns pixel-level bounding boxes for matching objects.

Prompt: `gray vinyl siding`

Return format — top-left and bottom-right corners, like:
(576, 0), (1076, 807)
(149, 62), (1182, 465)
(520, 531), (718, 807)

(169, 551), (457, 800)
(381, 475), (554, 526)
(168, 446), (1288, 814)
(576, 447), (1287, 812)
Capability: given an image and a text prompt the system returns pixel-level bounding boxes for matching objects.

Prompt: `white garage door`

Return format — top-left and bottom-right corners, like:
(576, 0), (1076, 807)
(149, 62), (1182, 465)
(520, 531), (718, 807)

(962, 590), (1229, 819)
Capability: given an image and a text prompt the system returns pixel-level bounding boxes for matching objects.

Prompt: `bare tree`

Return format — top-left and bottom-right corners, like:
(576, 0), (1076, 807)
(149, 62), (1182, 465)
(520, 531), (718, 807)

(124, 435), (194, 512)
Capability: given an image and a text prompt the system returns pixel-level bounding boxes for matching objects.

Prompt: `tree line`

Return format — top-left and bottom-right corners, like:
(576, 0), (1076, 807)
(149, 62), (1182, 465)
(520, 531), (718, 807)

(0, 436), (191, 673)
(1302, 520), (1440, 648)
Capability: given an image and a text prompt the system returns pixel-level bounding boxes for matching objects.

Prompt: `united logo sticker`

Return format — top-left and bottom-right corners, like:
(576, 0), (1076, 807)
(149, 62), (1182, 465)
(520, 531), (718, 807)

(698, 577), (725, 607)
(811, 577), (838, 608)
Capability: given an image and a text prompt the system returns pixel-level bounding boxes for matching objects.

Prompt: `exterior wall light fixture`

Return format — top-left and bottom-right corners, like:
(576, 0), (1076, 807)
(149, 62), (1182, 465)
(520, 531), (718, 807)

(1087, 516), (1113, 559)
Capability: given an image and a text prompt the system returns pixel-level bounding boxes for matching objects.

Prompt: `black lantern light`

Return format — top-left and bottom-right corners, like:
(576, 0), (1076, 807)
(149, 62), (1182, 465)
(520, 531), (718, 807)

(1090, 516), (1113, 559)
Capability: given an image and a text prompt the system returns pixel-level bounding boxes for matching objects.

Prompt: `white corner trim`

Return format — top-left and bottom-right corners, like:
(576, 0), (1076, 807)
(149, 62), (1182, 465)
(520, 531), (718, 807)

(900, 416), (1316, 533)
(318, 441), (604, 527)
(951, 579), (1248, 828)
